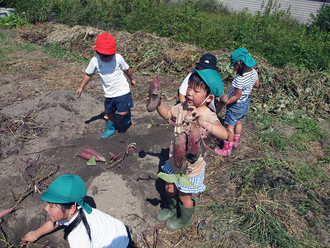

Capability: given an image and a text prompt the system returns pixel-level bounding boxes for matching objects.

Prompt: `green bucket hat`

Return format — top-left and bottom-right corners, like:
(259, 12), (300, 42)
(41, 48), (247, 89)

(229, 48), (256, 67)
(194, 69), (223, 97)
(40, 175), (92, 214)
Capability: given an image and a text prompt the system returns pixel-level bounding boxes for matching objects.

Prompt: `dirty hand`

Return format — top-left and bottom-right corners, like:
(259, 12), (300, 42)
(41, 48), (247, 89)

(76, 88), (83, 96)
(22, 231), (37, 243)
(187, 106), (204, 126)
(131, 79), (137, 87)
(220, 94), (228, 103)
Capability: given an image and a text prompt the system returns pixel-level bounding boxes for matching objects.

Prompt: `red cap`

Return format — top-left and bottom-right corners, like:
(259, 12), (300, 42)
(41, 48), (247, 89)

(93, 33), (116, 55)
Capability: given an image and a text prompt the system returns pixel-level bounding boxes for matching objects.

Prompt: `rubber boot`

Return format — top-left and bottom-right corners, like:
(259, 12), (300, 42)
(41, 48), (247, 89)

(100, 121), (116, 139)
(215, 140), (233, 156)
(156, 195), (178, 222)
(122, 110), (131, 124)
(165, 198), (196, 231)
(233, 134), (240, 148)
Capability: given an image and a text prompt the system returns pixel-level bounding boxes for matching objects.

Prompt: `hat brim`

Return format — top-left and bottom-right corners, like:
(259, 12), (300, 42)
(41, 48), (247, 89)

(196, 62), (218, 71)
(93, 47), (116, 55)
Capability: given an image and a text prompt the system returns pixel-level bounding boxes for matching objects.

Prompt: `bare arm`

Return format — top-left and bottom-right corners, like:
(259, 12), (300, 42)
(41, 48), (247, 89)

(253, 78), (260, 88)
(123, 68), (137, 87)
(22, 220), (59, 243)
(225, 88), (242, 106)
(178, 93), (186, 103)
(157, 101), (172, 120)
(189, 106), (228, 140)
(76, 73), (93, 96)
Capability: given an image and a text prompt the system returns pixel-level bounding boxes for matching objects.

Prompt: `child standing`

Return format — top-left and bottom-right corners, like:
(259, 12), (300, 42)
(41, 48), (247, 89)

(22, 174), (129, 247)
(76, 33), (137, 139)
(155, 69), (228, 231)
(216, 48), (259, 156)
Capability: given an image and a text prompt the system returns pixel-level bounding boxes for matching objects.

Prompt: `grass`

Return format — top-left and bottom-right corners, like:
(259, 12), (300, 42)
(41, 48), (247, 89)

(3, 0), (330, 72)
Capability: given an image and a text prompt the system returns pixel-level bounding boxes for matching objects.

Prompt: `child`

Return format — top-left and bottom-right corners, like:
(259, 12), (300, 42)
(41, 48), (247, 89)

(22, 174), (129, 247)
(216, 48), (259, 156)
(76, 33), (137, 139)
(155, 69), (228, 231)
(178, 53), (228, 114)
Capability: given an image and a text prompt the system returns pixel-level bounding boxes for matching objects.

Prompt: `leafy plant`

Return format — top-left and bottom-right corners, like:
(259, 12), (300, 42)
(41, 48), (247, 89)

(0, 13), (30, 28)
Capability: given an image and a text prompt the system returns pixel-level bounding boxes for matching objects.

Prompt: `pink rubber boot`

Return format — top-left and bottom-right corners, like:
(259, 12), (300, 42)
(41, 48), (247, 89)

(233, 134), (240, 148)
(215, 140), (233, 156)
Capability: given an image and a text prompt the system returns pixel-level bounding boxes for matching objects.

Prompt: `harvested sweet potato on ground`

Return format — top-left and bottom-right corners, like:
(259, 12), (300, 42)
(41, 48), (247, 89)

(82, 148), (106, 162)
(173, 132), (187, 168)
(147, 78), (162, 112)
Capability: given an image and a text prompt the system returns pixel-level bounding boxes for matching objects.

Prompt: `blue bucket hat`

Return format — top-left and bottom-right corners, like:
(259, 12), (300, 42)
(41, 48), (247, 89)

(229, 48), (256, 67)
(40, 175), (92, 214)
(194, 69), (223, 97)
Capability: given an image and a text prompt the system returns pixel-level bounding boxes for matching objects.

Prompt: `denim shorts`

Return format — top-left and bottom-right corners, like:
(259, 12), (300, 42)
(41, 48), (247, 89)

(104, 92), (134, 114)
(225, 99), (249, 126)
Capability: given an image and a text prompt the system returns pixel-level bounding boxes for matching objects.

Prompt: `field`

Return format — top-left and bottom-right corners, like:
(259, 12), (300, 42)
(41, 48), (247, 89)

(0, 22), (330, 248)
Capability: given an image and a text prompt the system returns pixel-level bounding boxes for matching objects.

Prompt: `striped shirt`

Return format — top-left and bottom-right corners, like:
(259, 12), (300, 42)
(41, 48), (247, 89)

(229, 69), (258, 103)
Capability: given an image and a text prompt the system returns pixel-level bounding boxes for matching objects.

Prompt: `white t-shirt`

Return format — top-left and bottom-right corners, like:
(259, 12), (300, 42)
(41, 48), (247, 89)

(85, 54), (130, 98)
(57, 208), (129, 248)
(228, 69), (258, 102)
(179, 72), (224, 112)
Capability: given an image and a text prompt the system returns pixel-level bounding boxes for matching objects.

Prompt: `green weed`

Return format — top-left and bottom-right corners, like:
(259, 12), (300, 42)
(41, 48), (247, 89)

(4, 0), (330, 72)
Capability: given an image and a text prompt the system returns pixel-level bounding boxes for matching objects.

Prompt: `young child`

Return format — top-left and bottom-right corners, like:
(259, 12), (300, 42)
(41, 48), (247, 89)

(178, 53), (228, 114)
(216, 48), (259, 156)
(22, 174), (129, 247)
(155, 69), (228, 231)
(76, 33), (137, 139)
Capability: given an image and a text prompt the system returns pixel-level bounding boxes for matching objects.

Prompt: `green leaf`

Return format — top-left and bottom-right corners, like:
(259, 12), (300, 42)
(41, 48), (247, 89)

(157, 172), (180, 183)
(179, 174), (196, 188)
(86, 156), (96, 166)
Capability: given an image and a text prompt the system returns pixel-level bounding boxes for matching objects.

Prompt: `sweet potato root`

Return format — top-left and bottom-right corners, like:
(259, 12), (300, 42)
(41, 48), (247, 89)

(76, 152), (93, 161)
(186, 124), (201, 164)
(82, 148), (106, 162)
(173, 132), (187, 168)
(0, 208), (13, 218)
(147, 78), (162, 112)
(109, 152), (120, 161)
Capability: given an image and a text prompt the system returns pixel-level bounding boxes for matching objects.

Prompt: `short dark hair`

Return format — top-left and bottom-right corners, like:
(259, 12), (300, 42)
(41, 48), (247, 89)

(96, 51), (114, 60)
(188, 72), (211, 96)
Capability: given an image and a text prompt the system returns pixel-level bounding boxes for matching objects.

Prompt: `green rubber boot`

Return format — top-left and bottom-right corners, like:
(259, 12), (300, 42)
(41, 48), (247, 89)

(156, 195), (178, 222)
(166, 198), (196, 231)
(100, 121), (116, 139)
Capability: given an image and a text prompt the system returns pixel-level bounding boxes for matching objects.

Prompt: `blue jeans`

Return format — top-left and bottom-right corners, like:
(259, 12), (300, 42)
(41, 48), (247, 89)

(225, 99), (249, 126)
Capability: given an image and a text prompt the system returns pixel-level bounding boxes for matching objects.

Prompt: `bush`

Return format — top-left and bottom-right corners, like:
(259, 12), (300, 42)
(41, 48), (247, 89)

(0, 13), (31, 28)
(1, 0), (330, 72)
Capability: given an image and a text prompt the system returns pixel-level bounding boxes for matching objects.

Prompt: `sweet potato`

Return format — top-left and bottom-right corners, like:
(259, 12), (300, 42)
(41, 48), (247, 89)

(0, 208), (13, 218)
(76, 152), (93, 160)
(109, 152), (120, 161)
(147, 78), (162, 112)
(186, 125), (201, 164)
(173, 132), (187, 168)
(82, 148), (106, 162)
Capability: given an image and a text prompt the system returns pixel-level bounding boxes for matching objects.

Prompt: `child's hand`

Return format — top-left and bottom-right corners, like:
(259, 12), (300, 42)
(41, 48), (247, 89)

(187, 106), (204, 126)
(22, 231), (37, 243)
(76, 88), (83, 96)
(131, 79), (137, 87)
(220, 94), (228, 103)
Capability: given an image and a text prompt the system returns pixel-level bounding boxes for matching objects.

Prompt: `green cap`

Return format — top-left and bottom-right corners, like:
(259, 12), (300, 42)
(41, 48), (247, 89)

(229, 48), (256, 67)
(40, 175), (92, 214)
(194, 69), (223, 97)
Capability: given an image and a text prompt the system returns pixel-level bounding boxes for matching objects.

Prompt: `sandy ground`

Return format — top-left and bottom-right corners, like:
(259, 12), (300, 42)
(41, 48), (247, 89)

(0, 83), (181, 247)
